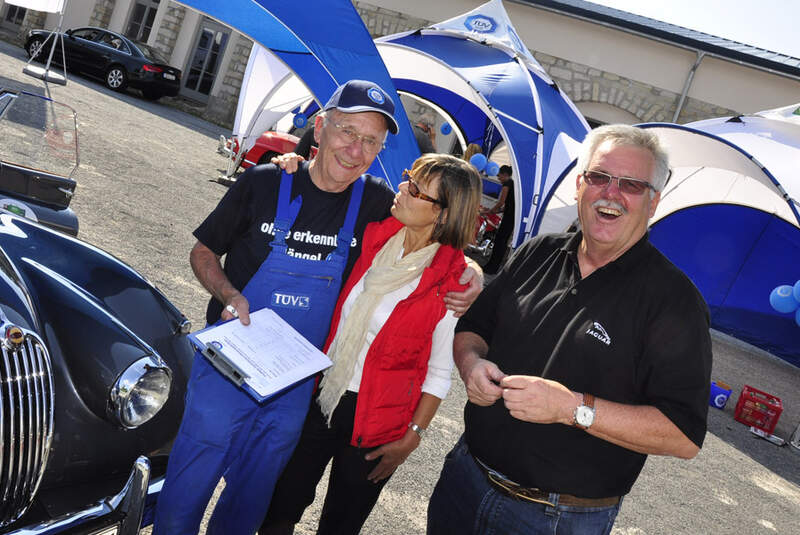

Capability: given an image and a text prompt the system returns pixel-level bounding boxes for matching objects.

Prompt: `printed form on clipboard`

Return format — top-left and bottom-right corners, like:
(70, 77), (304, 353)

(188, 307), (332, 402)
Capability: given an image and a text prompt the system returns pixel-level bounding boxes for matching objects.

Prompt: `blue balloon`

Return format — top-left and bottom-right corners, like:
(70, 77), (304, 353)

(293, 113), (307, 129)
(793, 280), (800, 303)
(440, 123), (452, 135)
(769, 285), (798, 314)
(486, 162), (500, 177)
(469, 153), (487, 171)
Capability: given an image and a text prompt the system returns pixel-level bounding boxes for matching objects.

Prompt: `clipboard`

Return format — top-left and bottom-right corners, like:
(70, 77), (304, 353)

(187, 307), (331, 403)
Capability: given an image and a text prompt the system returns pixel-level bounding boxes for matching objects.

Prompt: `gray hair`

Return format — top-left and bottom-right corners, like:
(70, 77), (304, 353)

(575, 124), (670, 194)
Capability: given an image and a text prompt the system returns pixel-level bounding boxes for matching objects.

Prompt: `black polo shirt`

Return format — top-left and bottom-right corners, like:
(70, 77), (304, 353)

(194, 162), (394, 324)
(457, 231), (712, 498)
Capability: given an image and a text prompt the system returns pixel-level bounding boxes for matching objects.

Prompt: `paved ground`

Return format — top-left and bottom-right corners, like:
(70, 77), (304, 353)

(1, 39), (799, 534)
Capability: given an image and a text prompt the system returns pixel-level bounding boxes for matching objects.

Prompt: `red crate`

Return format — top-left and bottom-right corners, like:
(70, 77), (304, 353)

(733, 385), (783, 435)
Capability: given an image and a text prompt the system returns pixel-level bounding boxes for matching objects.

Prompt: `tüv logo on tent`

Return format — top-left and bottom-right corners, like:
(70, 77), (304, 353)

(464, 15), (496, 33)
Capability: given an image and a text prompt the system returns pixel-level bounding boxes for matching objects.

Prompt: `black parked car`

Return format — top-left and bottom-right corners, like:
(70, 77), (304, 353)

(0, 91), (194, 533)
(25, 27), (181, 101)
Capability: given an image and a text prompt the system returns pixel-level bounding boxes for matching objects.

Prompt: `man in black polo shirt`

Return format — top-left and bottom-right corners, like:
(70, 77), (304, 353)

(428, 124), (712, 534)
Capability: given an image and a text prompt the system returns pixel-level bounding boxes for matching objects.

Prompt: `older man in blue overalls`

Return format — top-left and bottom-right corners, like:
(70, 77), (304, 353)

(154, 80), (481, 535)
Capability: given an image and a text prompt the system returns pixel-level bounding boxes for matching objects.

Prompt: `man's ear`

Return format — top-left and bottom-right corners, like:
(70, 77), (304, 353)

(574, 173), (582, 201)
(648, 191), (661, 218)
(313, 114), (325, 143)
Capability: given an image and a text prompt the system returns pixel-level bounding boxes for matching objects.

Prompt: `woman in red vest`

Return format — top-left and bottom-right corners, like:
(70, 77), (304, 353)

(262, 153), (482, 535)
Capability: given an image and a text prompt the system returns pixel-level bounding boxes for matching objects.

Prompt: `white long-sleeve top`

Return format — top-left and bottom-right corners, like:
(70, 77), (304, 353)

(340, 271), (456, 399)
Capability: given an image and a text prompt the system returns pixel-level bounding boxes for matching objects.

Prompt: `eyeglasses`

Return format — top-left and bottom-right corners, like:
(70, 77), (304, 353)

(582, 170), (657, 196)
(402, 170), (445, 206)
(327, 120), (384, 155)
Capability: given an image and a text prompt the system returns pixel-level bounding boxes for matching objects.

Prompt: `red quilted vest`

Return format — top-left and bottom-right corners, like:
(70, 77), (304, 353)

(322, 217), (467, 447)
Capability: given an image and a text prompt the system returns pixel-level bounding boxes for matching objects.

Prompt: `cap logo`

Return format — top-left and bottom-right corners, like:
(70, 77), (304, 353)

(464, 15), (497, 33)
(367, 88), (385, 105)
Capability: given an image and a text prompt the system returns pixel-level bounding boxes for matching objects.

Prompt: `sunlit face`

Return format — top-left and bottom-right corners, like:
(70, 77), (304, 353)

(575, 140), (660, 257)
(392, 173), (442, 236)
(311, 109), (387, 192)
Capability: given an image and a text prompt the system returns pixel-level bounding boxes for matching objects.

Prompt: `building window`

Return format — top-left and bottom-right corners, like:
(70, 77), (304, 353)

(125, 0), (160, 43)
(3, 5), (26, 26)
(183, 19), (229, 101)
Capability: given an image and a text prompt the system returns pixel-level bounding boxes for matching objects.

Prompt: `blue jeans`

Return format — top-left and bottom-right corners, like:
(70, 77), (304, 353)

(427, 436), (622, 535)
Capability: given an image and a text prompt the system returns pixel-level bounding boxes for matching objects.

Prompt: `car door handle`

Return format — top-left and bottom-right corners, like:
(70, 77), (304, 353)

(58, 187), (74, 198)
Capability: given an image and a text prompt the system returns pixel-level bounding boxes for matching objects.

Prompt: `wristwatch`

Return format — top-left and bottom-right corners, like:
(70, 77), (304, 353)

(573, 393), (596, 430)
(408, 422), (425, 438)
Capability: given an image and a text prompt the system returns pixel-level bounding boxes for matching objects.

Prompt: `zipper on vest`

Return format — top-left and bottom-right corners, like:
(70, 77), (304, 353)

(267, 269), (334, 287)
(357, 436), (362, 449)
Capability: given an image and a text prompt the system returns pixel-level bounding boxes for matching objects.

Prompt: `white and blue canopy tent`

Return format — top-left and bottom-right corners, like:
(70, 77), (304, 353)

(538, 105), (800, 367)
(376, 0), (589, 247)
(228, 0), (589, 241)
(177, 0), (420, 187)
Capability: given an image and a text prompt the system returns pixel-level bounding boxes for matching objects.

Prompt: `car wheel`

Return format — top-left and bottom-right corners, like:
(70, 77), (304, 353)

(26, 38), (44, 60)
(257, 151), (280, 165)
(105, 66), (128, 91)
(141, 89), (163, 101)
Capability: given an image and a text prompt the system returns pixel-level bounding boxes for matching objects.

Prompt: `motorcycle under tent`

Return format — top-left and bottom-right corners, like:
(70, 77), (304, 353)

(176, 0), (419, 186)
(538, 104), (800, 367)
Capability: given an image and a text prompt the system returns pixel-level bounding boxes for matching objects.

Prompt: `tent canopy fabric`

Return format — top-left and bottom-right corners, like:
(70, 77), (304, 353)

(378, 0), (589, 246)
(177, 0), (419, 184)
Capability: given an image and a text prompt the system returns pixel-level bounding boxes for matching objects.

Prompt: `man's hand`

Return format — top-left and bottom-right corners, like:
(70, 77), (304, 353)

(443, 263), (483, 317)
(270, 152), (305, 173)
(221, 292), (251, 326)
(461, 358), (506, 406)
(500, 375), (580, 425)
(364, 430), (420, 483)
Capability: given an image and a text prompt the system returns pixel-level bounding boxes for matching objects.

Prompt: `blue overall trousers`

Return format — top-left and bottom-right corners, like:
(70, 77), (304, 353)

(154, 172), (365, 535)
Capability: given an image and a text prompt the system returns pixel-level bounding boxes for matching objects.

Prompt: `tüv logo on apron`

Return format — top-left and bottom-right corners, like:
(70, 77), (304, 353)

(464, 15), (497, 33)
(272, 291), (311, 310)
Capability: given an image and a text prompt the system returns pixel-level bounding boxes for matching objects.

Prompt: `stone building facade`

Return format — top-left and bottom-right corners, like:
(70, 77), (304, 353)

(352, 1), (735, 125)
(1, 0), (777, 128)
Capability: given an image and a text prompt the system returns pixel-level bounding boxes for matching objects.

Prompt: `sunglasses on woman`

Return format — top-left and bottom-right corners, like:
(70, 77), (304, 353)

(582, 170), (657, 196)
(402, 170), (445, 206)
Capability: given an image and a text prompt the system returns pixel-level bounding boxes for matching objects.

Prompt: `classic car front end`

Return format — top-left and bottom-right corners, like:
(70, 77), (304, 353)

(0, 212), (194, 534)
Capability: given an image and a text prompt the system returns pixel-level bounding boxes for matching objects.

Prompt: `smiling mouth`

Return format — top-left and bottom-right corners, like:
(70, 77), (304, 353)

(597, 206), (622, 219)
(335, 155), (359, 169)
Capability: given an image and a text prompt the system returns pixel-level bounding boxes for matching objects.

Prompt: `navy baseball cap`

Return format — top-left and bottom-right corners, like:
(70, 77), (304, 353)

(324, 80), (399, 135)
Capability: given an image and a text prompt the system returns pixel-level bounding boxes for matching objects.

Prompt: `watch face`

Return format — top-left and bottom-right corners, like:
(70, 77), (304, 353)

(576, 406), (595, 427)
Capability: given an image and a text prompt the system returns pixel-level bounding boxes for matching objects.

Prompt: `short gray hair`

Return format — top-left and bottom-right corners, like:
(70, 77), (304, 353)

(575, 124), (670, 193)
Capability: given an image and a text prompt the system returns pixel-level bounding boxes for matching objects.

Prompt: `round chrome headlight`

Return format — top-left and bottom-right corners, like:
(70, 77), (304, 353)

(109, 355), (172, 429)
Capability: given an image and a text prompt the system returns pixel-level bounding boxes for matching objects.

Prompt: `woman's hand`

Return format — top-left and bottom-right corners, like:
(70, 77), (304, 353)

(270, 152), (305, 173)
(364, 429), (421, 483)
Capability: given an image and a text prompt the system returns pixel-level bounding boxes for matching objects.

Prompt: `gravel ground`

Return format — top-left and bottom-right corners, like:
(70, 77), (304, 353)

(1, 38), (798, 535)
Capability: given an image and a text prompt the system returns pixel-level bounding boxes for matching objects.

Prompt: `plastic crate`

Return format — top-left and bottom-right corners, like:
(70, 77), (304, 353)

(734, 385), (783, 435)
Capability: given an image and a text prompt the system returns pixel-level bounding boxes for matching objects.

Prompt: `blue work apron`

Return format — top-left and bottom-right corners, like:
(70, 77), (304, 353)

(154, 171), (365, 535)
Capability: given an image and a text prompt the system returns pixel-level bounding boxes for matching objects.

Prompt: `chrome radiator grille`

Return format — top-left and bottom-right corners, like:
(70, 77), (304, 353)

(0, 331), (55, 527)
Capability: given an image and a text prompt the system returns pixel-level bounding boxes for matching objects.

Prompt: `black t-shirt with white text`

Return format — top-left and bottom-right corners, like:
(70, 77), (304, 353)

(194, 162), (394, 324)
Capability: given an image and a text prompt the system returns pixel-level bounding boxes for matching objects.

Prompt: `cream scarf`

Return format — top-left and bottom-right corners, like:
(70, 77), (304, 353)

(317, 227), (440, 423)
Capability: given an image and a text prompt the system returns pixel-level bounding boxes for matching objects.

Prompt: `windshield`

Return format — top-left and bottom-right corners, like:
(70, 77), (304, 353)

(135, 42), (170, 64)
(0, 91), (78, 178)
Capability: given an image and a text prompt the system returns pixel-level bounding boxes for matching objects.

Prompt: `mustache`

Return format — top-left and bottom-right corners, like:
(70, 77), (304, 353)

(592, 199), (627, 215)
